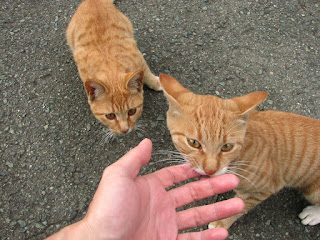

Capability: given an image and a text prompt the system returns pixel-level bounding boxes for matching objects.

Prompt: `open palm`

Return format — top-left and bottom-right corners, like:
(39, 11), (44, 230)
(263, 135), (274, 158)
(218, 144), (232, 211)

(83, 139), (244, 240)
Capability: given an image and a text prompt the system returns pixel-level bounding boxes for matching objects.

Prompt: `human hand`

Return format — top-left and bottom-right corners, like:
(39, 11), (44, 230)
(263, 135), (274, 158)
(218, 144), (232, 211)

(46, 139), (244, 240)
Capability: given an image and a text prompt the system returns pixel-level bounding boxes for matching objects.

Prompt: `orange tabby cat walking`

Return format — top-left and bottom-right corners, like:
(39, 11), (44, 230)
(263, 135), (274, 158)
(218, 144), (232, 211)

(159, 74), (320, 228)
(66, 0), (161, 135)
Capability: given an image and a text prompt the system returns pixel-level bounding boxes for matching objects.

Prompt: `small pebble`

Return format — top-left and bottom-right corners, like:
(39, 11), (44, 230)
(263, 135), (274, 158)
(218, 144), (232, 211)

(35, 223), (45, 229)
(18, 220), (26, 228)
(156, 115), (165, 121)
(6, 162), (13, 168)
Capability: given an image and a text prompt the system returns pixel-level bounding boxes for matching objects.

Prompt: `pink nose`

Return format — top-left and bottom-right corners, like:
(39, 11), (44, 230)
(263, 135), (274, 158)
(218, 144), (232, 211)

(121, 128), (129, 134)
(204, 169), (217, 176)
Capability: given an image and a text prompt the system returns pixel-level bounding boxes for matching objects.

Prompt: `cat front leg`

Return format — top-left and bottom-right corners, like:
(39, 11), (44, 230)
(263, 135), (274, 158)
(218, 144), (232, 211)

(142, 66), (162, 91)
(209, 191), (272, 229)
(300, 183), (320, 225)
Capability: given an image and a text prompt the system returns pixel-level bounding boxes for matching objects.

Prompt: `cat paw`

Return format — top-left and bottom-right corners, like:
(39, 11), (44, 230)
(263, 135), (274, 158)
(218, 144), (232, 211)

(299, 205), (320, 226)
(143, 75), (162, 91)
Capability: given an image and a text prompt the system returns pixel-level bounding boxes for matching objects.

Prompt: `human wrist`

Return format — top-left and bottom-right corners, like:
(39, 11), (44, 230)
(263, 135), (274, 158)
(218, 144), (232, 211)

(45, 220), (92, 240)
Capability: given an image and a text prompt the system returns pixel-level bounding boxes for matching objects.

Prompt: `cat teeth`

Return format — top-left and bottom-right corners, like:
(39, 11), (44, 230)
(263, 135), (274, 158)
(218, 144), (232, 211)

(208, 223), (216, 229)
(194, 168), (207, 176)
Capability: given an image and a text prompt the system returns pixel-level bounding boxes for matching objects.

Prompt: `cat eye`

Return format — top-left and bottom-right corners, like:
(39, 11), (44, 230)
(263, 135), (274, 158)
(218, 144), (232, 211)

(187, 139), (202, 149)
(106, 113), (116, 120)
(221, 143), (234, 152)
(128, 108), (137, 116)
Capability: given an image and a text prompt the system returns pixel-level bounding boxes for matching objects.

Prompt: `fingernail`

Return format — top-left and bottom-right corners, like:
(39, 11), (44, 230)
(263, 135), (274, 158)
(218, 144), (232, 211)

(138, 138), (148, 146)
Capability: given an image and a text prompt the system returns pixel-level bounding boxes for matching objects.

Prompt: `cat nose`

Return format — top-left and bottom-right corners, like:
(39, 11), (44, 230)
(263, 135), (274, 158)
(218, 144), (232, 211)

(121, 128), (129, 134)
(204, 169), (217, 176)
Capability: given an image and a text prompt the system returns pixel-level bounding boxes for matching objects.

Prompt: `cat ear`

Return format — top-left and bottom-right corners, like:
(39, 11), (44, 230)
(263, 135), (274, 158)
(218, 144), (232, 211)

(159, 74), (190, 114)
(232, 91), (268, 116)
(126, 70), (144, 93)
(159, 74), (190, 100)
(84, 81), (106, 101)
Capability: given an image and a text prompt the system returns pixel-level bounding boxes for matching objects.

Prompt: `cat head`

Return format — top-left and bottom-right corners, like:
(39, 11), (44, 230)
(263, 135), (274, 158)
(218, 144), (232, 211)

(84, 70), (144, 135)
(159, 74), (267, 176)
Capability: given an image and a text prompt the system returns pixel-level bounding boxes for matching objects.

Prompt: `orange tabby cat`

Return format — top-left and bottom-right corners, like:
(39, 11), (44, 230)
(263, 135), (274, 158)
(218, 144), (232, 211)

(159, 74), (320, 228)
(66, 0), (161, 135)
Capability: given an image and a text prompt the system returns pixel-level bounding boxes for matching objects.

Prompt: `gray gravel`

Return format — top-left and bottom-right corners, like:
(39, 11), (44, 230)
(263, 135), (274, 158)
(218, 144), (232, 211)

(1, 0), (319, 239)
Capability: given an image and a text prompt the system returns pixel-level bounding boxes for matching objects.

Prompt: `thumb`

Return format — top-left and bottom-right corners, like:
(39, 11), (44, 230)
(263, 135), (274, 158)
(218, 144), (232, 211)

(107, 138), (152, 178)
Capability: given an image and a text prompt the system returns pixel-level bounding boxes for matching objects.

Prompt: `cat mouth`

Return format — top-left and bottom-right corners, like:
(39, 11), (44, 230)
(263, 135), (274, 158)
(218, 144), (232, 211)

(213, 167), (228, 176)
(194, 167), (228, 177)
(194, 168), (207, 176)
(111, 128), (132, 135)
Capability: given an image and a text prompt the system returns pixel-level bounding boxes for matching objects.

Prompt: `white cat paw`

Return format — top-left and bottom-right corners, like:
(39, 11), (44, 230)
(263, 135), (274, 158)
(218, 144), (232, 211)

(299, 205), (320, 226)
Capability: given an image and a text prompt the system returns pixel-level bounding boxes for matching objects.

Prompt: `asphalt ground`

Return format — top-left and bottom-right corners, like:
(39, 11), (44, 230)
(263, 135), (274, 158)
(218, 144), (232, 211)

(1, 0), (319, 239)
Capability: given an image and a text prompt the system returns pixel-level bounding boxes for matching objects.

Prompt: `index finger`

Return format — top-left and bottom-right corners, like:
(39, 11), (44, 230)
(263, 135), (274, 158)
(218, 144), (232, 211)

(170, 174), (239, 209)
(150, 163), (201, 188)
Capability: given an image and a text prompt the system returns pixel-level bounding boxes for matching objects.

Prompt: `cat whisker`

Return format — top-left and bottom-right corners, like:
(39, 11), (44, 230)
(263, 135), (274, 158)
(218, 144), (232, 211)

(230, 160), (252, 164)
(98, 128), (116, 146)
(230, 161), (259, 170)
(139, 159), (186, 175)
(154, 150), (191, 159)
(140, 166), (151, 175)
(135, 124), (146, 130)
(96, 132), (106, 146)
(228, 166), (259, 178)
(95, 129), (106, 139)
(155, 158), (187, 164)
(135, 121), (147, 129)
(152, 150), (189, 163)
(153, 153), (188, 160)
(134, 126), (147, 135)
(155, 150), (180, 154)
(153, 157), (187, 163)
(226, 169), (258, 191)
(133, 122), (148, 138)
(137, 119), (148, 124)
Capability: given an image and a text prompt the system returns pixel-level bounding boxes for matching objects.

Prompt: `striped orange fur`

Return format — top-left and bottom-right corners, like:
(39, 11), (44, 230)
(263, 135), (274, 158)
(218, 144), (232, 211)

(160, 74), (320, 228)
(66, 0), (160, 135)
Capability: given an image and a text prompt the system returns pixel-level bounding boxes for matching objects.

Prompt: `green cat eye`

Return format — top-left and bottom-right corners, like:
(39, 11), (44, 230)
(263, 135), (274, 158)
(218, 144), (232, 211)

(128, 108), (137, 116)
(221, 143), (234, 152)
(106, 113), (116, 120)
(187, 139), (201, 149)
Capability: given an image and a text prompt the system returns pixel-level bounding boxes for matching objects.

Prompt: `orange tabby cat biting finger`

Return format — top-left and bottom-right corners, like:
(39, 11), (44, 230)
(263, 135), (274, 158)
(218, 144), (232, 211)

(66, 0), (161, 135)
(159, 74), (320, 229)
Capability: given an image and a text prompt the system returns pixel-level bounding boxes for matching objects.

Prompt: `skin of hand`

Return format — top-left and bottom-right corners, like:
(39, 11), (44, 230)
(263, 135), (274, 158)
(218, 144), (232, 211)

(46, 138), (244, 240)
